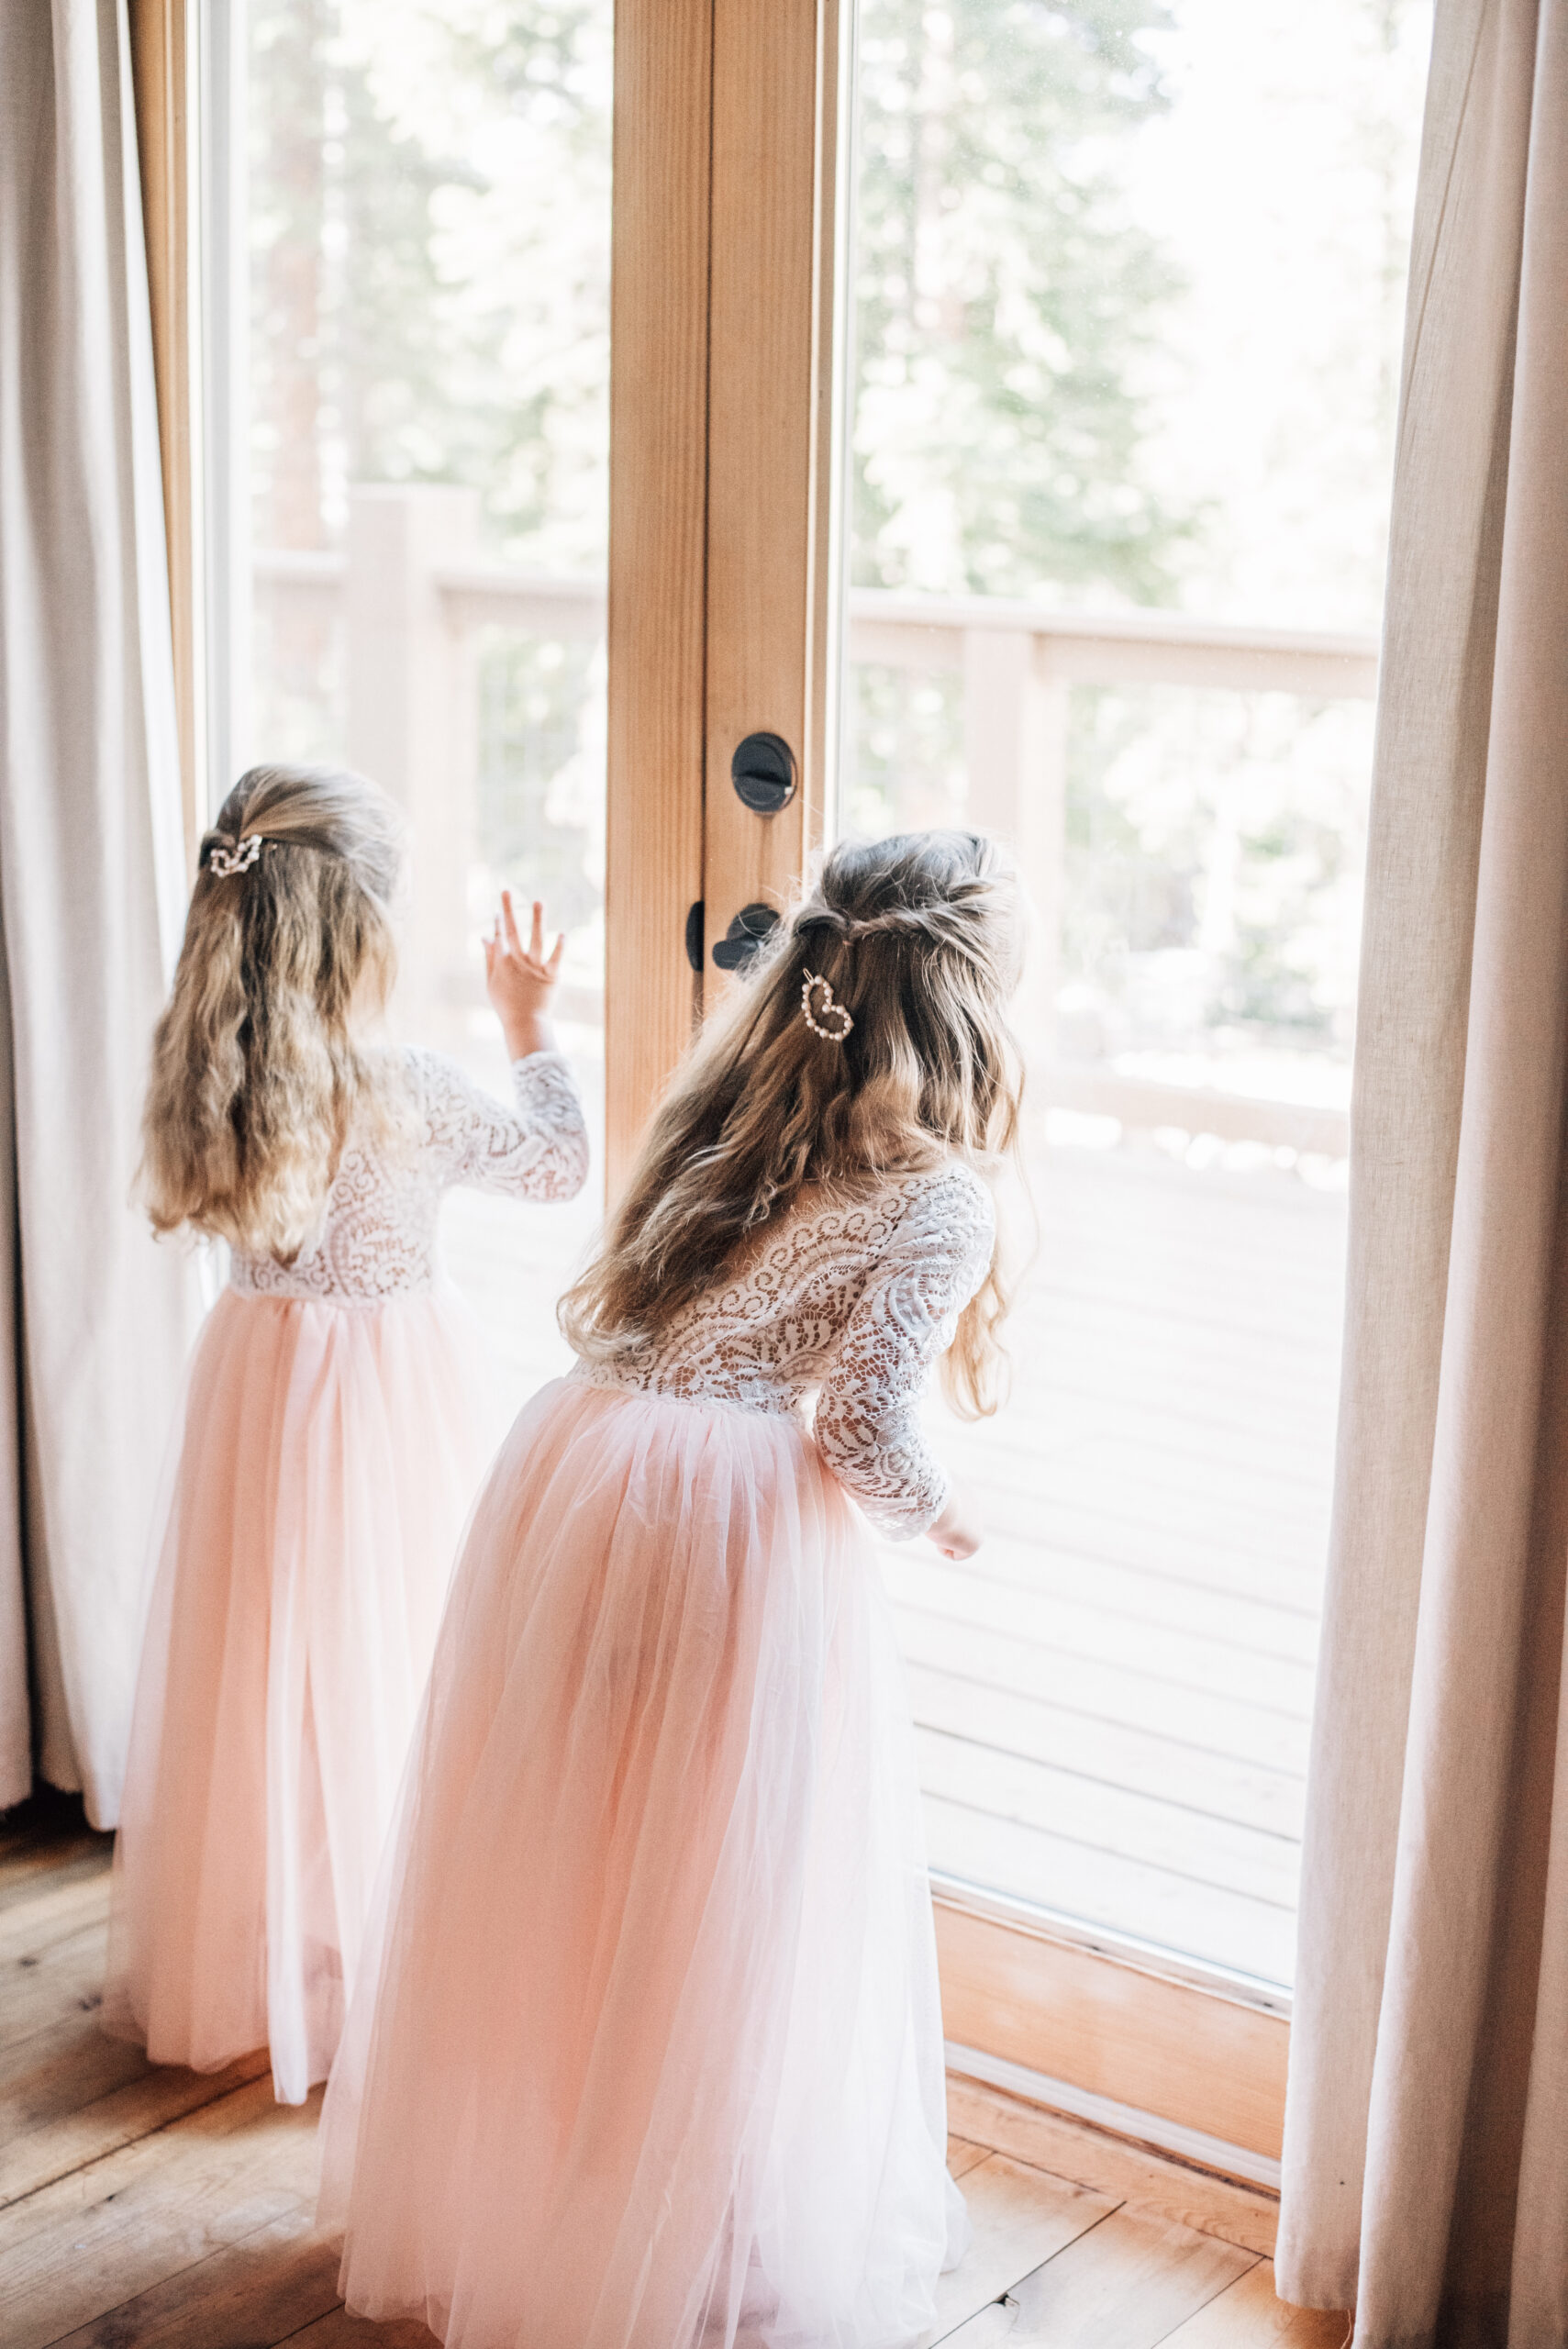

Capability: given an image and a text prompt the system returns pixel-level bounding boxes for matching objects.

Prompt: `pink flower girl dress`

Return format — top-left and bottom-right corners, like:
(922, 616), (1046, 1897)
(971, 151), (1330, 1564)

(104, 1047), (587, 2105)
(320, 1159), (992, 2349)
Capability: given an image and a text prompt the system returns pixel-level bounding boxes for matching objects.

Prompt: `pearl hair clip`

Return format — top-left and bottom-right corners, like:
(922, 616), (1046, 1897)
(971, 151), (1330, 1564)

(800, 970), (853, 1042)
(208, 833), (264, 878)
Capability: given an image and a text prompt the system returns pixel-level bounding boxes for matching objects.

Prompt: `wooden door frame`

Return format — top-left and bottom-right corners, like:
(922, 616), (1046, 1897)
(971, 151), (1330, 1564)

(129, 0), (203, 871)
(606, 0), (1291, 2187)
(138, 0), (1292, 2189)
(605, 0), (849, 1201)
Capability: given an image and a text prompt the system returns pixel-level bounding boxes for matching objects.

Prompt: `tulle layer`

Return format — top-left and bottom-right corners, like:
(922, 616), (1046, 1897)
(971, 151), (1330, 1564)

(320, 1376), (966, 2349)
(104, 1282), (502, 2103)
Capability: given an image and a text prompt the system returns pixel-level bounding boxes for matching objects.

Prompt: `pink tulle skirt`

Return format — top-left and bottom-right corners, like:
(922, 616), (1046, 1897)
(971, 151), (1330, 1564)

(319, 1375), (965, 2349)
(104, 1281), (502, 2104)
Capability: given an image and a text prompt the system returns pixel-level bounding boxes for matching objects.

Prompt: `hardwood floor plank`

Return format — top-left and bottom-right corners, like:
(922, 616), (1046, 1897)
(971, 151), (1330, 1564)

(1, 1920), (115, 2055)
(933, 2302), (1019, 2349)
(0, 1876), (110, 1973)
(0, 1852), (112, 1946)
(943, 2078), (1280, 2258)
(0, 2006), (151, 2135)
(1153, 2258), (1351, 2347)
(929, 2153), (1117, 2343)
(45, 2213), (341, 2349)
(0, 1792), (102, 1870)
(0, 1836), (108, 1912)
(280, 2310), (439, 2346)
(0, 2046), (271, 2208)
(948, 2135), (993, 2181)
(0, 2076), (317, 2349)
(991, 2204), (1256, 2346)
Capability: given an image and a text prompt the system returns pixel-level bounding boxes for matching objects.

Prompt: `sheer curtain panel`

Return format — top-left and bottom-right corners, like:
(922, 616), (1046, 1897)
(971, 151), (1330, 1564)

(0, 0), (195, 1821)
(1277, 1), (1568, 2340)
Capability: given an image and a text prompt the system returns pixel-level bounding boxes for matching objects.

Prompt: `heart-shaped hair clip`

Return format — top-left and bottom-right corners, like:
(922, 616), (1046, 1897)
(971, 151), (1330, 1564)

(208, 833), (265, 878)
(800, 970), (853, 1043)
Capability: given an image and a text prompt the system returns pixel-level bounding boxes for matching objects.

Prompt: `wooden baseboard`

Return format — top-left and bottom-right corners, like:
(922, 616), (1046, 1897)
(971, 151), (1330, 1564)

(944, 2072), (1283, 2263)
(935, 1890), (1289, 2168)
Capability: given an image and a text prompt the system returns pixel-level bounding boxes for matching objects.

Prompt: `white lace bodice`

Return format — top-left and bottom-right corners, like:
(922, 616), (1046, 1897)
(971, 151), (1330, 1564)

(577, 1161), (995, 1537)
(230, 1049), (588, 1306)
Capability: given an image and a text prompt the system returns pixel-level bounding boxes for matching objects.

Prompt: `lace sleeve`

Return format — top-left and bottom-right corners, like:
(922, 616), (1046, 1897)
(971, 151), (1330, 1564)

(812, 1164), (995, 1539)
(411, 1049), (590, 1202)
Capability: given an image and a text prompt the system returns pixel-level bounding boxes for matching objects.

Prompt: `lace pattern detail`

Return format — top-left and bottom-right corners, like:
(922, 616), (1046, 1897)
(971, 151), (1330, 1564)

(576, 1162), (994, 1535)
(230, 1050), (588, 1306)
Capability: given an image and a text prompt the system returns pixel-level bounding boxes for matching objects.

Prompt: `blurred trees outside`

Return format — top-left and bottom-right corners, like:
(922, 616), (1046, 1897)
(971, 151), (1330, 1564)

(851, 0), (1191, 605)
(250, 0), (609, 562)
(244, 0), (1430, 1086)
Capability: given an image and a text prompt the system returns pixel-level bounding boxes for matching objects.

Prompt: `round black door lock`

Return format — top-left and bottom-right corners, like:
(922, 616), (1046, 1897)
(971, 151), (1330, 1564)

(711, 902), (780, 972)
(730, 732), (797, 815)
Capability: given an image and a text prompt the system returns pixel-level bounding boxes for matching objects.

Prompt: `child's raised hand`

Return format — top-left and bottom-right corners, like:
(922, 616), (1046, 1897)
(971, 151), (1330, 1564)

(484, 893), (566, 1063)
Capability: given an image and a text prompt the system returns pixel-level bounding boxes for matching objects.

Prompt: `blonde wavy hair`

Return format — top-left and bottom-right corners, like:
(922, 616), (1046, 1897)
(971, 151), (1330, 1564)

(140, 764), (404, 1259)
(564, 828), (1026, 1415)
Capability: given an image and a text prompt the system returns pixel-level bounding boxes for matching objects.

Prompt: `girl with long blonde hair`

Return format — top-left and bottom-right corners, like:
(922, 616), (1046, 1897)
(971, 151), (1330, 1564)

(320, 829), (1024, 2349)
(105, 764), (588, 2105)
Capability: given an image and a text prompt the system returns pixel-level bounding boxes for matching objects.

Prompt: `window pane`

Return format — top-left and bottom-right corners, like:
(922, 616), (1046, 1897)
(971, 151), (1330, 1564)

(243, 0), (612, 1386)
(840, 0), (1431, 1982)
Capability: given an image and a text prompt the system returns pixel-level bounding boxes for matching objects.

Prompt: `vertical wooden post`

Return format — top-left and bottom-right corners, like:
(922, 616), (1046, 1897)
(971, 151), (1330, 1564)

(128, 0), (202, 870)
(962, 626), (1069, 1061)
(703, 0), (846, 974)
(346, 485), (480, 1053)
(604, 0), (715, 1198)
(605, 0), (845, 1192)
(197, 0), (251, 801)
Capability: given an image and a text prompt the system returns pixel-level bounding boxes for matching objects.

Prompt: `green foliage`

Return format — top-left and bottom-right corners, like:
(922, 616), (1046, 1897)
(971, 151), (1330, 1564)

(476, 633), (602, 926)
(843, 667), (966, 841)
(852, 0), (1195, 599)
(1059, 684), (1371, 1059)
(248, 0), (609, 555)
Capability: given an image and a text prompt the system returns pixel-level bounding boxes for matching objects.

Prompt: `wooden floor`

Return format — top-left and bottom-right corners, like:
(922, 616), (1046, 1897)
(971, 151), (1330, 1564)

(1, 1798), (1347, 2348)
(445, 1082), (1346, 1987)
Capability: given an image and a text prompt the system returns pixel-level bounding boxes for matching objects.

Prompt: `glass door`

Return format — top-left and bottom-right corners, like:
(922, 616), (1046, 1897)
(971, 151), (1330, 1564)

(832, 0), (1431, 1991)
(167, 0), (1438, 2166)
(223, 0), (612, 1395)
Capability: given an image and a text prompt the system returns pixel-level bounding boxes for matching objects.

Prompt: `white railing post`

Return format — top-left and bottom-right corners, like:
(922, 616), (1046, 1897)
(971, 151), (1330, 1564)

(346, 484), (482, 1052)
(962, 627), (1068, 1061)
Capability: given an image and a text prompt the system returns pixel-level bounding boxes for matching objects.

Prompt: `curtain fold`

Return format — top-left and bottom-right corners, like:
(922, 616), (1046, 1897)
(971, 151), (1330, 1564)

(1277, 2), (1568, 2341)
(0, 917), (28, 1810)
(0, 0), (196, 1824)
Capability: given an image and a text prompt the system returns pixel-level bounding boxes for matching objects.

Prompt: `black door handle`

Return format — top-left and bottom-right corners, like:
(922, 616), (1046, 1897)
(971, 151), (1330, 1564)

(711, 902), (781, 971)
(730, 733), (796, 815)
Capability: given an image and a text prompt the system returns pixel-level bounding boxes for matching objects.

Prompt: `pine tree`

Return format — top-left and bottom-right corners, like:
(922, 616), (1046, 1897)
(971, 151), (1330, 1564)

(249, 0), (608, 557)
(852, 0), (1192, 602)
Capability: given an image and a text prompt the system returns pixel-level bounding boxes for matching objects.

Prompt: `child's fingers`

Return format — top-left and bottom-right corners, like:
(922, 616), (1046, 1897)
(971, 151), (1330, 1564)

(528, 900), (546, 962)
(501, 891), (524, 959)
(547, 932), (566, 978)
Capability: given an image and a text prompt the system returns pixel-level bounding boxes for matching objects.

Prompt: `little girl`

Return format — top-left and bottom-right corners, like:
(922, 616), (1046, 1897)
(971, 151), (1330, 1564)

(104, 763), (588, 2105)
(320, 829), (1022, 2349)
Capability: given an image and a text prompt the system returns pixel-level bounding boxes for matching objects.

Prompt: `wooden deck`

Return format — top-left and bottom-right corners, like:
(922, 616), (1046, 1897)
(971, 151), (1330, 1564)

(0, 1801), (1347, 2347)
(442, 1074), (1346, 1992)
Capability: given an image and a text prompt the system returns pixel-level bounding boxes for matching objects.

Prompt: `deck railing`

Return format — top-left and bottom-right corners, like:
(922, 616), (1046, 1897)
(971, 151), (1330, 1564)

(256, 484), (1378, 1156)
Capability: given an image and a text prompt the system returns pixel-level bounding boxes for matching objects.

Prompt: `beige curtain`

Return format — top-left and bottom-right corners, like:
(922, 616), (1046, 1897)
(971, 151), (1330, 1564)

(0, 0), (195, 1821)
(1276, 1), (1568, 2340)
